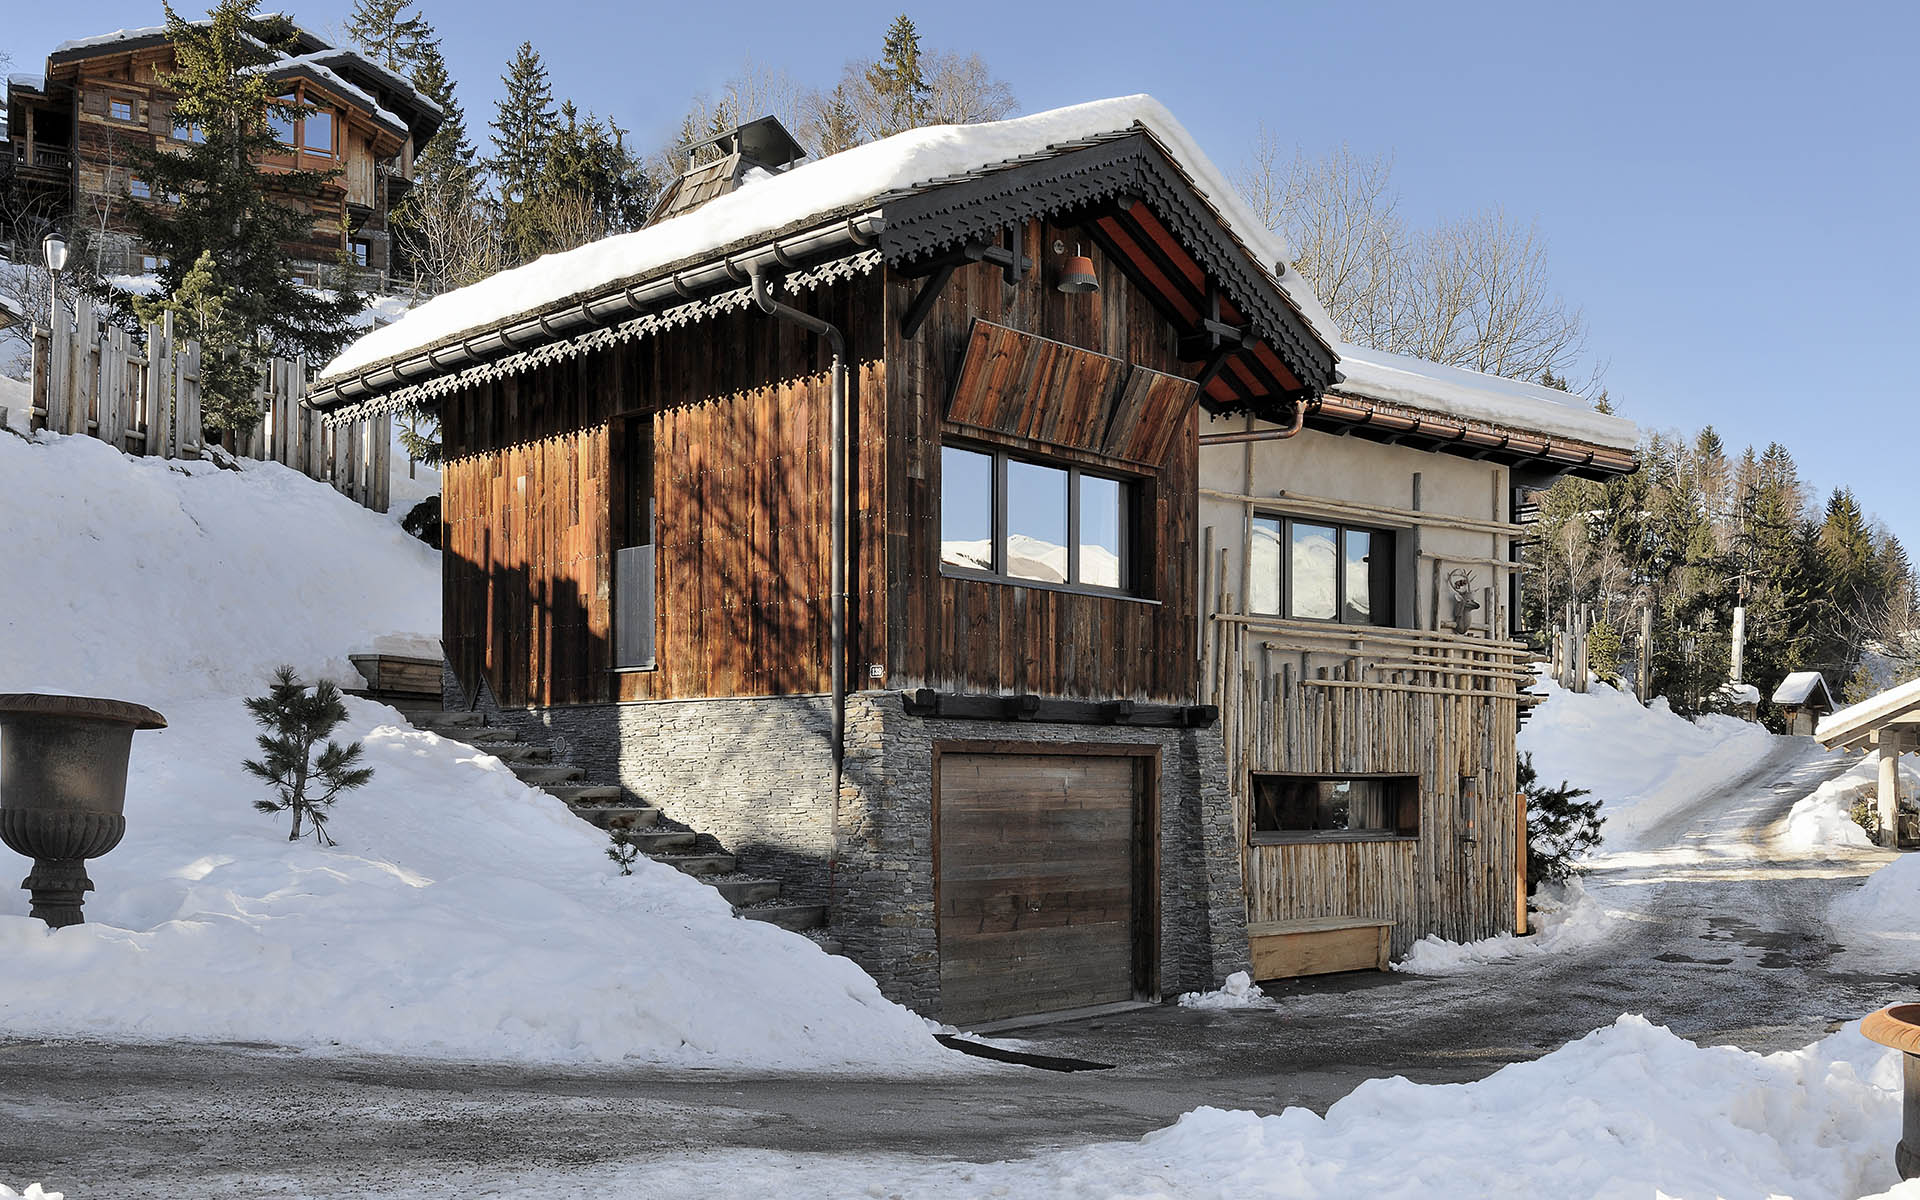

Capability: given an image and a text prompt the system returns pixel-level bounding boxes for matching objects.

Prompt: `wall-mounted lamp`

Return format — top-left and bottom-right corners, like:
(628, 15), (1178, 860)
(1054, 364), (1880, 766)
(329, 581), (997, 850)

(1054, 240), (1098, 294)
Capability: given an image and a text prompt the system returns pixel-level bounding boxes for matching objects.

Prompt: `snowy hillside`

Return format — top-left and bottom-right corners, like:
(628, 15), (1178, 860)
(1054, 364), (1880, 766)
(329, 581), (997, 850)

(1519, 675), (1778, 852)
(0, 430), (948, 1069)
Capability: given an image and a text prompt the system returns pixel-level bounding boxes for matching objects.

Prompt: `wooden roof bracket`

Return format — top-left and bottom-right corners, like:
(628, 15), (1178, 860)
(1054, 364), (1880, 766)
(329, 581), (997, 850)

(897, 226), (1034, 340)
(1182, 283), (1252, 395)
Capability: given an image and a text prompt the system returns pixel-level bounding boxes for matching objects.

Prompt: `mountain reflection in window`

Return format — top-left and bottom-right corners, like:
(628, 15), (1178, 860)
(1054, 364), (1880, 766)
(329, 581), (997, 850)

(940, 446), (994, 573)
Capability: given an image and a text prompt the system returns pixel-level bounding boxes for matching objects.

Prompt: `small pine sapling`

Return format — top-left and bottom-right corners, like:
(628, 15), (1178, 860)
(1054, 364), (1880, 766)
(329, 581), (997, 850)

(243, 666), (374, 846)
(607, 828), (641, 875)
(1520, 752), (1603, 893)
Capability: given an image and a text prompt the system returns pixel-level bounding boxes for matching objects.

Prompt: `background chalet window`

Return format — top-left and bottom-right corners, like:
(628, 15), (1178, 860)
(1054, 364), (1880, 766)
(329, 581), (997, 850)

(270, 99), (296, 147)
(349, 239), (370, 267)
(128, 178), (151, 200)
(109, 97), (134, 122)
(1249, 515), (1395, 626)
(1250, 774), (1419, 842)
(303, 109), (334, 155)
(939, 443), (1134, 594)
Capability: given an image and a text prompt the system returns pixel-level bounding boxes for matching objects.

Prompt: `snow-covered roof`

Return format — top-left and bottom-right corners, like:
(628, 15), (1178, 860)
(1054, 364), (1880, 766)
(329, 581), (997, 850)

(251, 55), (407, 136)
(51, 24), (174, 56)
(1331, 343), (1639, 452)
(1816, 677), (1920, 747)
(7, 73), (47, 93)
(0, 293), (22, 328)
(305, 49), (443, 119)
(1772, 671), (1834, 708)
(321, 95), (1338, 382)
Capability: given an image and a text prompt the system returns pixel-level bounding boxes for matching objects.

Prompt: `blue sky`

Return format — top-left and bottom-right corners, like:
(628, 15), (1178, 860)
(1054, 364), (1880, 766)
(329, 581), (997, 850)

(10, 2), (1917, 543)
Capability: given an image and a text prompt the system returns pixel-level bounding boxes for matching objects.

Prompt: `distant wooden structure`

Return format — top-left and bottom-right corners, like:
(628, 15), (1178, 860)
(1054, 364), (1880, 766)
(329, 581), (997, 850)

(1816, 679), (1920, 847)
(26, 294), (390, 511)
(1773, 671), (1835, 736)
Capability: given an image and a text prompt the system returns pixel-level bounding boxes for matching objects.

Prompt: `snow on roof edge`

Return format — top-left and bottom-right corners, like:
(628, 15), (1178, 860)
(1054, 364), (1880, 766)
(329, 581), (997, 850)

(1771, 671), (1831, 706)
(1816, 676), (1920, 744)
(320, 95), (1340, 383)
(1331, 342), (1639, 452)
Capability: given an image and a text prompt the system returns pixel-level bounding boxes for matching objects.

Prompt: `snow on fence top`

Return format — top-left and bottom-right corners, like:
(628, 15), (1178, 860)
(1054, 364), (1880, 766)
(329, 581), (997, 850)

(320, 95), (1338, 382)
(1332, 342), (1640, 452)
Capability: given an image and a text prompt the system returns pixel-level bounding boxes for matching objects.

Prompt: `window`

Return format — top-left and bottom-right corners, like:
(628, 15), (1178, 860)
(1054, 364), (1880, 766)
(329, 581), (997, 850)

(172, 119), (204, 144)
(129, 178), (151, 200)
(1249, 516), (1395, 626)
(303, 108), (334, 156)
(109, 97), (134, 122)
(939, 444), (1135, 594)
(270, 98), (296, 147)
(1250, 774), (1419, 842)
(349, 239), (369, 267)
(612, 415), (657, 671)
(140, 255), (168, 273)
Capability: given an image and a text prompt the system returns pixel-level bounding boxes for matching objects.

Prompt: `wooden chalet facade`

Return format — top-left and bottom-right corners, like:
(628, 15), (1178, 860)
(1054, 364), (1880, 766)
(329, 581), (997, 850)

(309, 98), (1638, 1022)
(6, 23), (440, 281)
(1199, 347), (1638, 969)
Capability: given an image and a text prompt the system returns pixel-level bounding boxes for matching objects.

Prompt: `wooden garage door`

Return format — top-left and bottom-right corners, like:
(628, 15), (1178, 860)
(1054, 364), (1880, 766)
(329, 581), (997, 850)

(937, 751), (1142, 1025)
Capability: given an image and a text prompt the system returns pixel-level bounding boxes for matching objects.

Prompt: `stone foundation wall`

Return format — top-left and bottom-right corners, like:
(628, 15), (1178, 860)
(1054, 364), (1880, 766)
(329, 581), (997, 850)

(447, 665), (1249, 1015)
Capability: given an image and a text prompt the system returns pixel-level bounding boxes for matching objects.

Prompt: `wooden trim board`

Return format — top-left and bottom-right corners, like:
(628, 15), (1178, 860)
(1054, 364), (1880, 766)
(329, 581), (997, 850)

(1247, 917), (1392, 980)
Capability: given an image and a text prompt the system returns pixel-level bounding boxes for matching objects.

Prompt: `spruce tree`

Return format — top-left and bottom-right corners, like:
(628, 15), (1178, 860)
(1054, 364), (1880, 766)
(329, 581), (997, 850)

(810, 84), (862, 157)
(120, 0), (363, 438)
(242, 666), (374, 846)
(866, 15), (931, 137)
(1520, 753), (1602, 893)
(488, 41), (558, 205)
(343, 0), (434, 74)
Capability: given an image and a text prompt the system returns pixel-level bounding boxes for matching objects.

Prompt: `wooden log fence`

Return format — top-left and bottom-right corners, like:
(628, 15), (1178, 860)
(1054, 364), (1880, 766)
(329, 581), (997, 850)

(25, 294), (390, 513)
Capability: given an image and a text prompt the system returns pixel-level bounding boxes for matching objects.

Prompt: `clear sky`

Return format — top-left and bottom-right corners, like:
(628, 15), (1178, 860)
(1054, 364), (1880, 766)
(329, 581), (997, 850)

(9, 1), (1917, 544)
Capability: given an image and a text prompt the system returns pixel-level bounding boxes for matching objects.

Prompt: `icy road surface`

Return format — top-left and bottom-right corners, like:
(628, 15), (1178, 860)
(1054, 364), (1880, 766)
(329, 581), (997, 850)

(2, 738), (1910, 1197)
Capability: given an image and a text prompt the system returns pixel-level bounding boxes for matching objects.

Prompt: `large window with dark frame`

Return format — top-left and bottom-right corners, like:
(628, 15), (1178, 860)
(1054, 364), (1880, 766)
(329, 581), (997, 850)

(1250, 773), (1419, 843)
(1249, 515), (1395, 626)
(940, 444), (1134, 594)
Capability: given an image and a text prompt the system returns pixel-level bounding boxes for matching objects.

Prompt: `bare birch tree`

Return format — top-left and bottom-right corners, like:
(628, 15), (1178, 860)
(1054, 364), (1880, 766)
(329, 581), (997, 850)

(1237, 129), (1588, 384)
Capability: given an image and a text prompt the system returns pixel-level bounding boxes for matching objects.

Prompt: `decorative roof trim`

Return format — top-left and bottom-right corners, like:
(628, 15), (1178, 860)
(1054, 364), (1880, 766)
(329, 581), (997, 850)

(877, 131), (1337, 398)
(320, 250), (882, 426)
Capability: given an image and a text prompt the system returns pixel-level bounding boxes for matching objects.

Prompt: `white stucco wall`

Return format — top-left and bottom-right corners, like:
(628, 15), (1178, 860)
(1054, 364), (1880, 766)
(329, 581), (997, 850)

(1198, 409), (1513, 637)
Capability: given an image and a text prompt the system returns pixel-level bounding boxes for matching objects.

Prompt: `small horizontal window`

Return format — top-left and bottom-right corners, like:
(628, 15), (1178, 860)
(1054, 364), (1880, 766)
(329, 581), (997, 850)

(1250, 774), (1419, 842)
(129, 178), (151, 199)
(109, 97), (134, 122)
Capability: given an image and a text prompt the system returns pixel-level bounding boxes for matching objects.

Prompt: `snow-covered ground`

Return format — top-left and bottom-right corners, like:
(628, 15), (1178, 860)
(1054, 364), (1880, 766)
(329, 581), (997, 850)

(0, 429), (948, 1070)
(1394, 877), (1612, 975)
(1783, 751), (1899, 850)
(1518, 674), (1779, 852)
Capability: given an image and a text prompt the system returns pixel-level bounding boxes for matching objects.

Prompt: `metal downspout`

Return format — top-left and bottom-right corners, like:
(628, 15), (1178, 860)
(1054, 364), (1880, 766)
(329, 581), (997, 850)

(750, 267), (848, 906)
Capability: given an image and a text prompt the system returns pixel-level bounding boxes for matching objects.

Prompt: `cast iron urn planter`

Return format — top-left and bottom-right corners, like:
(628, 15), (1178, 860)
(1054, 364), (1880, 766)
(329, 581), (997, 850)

(0, 693), (166, 928)
(1865, 1004), (1920, 1180)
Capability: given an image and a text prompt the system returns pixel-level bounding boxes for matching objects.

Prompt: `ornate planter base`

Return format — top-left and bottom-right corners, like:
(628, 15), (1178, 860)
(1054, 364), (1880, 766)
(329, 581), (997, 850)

(20, 859), (96, 929)
(1864, 1004), (1920, 1181)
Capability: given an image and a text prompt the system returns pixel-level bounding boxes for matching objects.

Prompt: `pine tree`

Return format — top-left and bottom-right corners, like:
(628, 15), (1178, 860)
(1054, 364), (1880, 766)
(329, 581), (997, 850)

(810, 83), (862, 157)
(343, 0), (433, 74)
(1520, 753), (1602, 893)
(488, 41), (559, 205)
(865, 15), (931, 137)
(119, 0), (364, 438)
(242, 666), (374, 846)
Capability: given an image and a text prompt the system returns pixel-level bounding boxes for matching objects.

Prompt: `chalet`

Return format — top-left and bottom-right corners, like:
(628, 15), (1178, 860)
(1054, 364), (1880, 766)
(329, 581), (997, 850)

(310, 96), (1637, 1023)
(5, 22), (441, 283)
(1198, 346), (1637, 974)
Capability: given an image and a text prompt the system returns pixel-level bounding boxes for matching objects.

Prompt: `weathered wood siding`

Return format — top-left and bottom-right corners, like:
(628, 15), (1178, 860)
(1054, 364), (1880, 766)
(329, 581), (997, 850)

(884, 217), (1201, 703)
(439, 276), (888, 708)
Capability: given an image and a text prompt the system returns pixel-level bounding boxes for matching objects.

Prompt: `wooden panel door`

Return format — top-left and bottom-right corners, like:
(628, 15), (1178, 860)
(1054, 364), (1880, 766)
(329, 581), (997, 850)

(937, 751), (1140, 1024)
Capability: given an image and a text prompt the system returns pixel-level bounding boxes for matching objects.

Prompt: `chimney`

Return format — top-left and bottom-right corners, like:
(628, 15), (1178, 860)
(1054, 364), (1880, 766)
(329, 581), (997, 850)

(646, 114), (807, 227)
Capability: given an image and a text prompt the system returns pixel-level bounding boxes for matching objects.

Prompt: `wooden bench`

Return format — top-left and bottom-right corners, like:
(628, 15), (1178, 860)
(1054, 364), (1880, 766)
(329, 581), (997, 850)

(1248, 916), (1394, 980)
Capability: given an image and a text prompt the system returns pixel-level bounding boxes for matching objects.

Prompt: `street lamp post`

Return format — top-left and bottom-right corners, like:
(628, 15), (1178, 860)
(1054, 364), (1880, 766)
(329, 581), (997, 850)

(41, 231), (68, 335)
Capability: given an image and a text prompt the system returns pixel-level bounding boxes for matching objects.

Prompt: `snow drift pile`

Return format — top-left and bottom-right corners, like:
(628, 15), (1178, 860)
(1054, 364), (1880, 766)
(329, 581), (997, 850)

(1517, 674), (1777, 851)
(1783, 751), (1906, 850)
(0, 429), (947, 1069)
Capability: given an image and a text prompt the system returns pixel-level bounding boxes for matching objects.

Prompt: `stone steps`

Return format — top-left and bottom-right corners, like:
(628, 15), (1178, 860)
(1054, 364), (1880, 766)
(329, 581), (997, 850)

(379, 693), (837, 949)
(735, 902), (828, 932)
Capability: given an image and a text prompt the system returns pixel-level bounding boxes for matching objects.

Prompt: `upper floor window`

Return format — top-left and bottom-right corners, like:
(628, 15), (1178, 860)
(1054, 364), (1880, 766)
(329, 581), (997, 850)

(171, 119), (204, 144)
(303, 109), (334, 156)
(270, 99), (296, 148)
(129, 177), (151, 200)
(109, 97), (135, 122)
(940, 444), (1134, 595)
(1250, 516), (1395, 626)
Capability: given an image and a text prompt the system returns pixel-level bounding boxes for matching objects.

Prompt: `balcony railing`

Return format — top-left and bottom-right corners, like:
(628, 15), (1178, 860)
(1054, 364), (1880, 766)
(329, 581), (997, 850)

(10, 142), (73, 173)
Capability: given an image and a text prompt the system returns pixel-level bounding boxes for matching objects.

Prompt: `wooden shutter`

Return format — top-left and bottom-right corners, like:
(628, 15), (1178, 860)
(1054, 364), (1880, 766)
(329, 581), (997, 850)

(82, 89), (109, 117)
(147, 97), (172, 136)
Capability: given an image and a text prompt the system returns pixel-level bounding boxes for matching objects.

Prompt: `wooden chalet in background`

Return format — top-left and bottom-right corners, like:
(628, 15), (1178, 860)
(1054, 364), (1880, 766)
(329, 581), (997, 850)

(5, 22), (441, 284)
(310, 97), (1639, 1024)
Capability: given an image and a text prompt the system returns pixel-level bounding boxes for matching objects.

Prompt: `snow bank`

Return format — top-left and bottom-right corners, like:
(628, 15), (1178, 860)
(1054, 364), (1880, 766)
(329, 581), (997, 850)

(0, 374), (30, 433)
(1333, 343), (1639, 451)
(0, 1187), (63, 1200)
(0, 431), (949, 1070)
(547, 1018), (1912, 1198)
(1393, 878), (1610, 975)
(323, 95), (1336, 381)
(1519, 674), (1777, 852)
(1831, 853), (1920, 972)
(1176, 970), (1279, 1010)
(1782, 752), (1890, 850)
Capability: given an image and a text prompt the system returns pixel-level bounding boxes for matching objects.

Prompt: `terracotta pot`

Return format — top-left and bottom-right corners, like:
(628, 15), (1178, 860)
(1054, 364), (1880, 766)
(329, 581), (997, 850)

(1864, 1004), (1920, 1180)
(0, 693), (166, 928)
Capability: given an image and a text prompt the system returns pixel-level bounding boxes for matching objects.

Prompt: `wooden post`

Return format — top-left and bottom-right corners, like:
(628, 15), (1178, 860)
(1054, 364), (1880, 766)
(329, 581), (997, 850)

(1516, 789), (1529, 935)
(30, 325), (50, 430)
(1880, 732), (1902, 847)
(1638, 604), (1654, 706)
